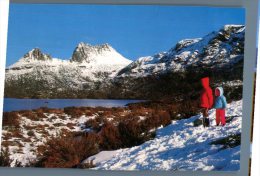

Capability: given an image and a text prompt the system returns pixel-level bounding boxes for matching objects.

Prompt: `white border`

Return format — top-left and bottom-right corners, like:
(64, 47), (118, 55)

(0, 0), (9, 151)
(0, 0), (258, 176)
(251, 13), (260, 176)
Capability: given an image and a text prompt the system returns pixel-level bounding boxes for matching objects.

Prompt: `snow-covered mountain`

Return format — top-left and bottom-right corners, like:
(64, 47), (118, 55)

(117, 25), (245, 77)
(71, 42), (130, 65)
(84, 100), (242, 171)
(4, 25), (244, 99)
(5, 43), (132, 96)
(7, 43), (131, 80)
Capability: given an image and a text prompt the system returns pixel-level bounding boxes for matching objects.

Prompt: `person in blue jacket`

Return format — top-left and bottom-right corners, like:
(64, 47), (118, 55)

(214, 87), (227, 126)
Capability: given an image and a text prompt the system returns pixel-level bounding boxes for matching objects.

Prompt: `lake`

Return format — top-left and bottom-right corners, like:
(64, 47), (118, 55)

(3, 98), (145, 112)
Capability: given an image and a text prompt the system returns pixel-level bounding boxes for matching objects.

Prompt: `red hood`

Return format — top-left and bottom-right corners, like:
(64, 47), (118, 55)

(201, 77), (210, 89)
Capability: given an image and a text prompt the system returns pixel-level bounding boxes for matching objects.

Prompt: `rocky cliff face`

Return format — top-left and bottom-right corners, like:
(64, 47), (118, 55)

(71, 42), (118, 63)
(23, 48), (52, 61)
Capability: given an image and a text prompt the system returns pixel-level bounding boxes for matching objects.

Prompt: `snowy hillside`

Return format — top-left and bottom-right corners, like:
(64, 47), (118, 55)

(117, 25), (245, 77)
(84, 100), (242, 171)
(6, 43), (132, 82)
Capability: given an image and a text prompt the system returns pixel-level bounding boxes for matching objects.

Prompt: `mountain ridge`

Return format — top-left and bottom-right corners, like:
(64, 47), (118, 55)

(117, 25), (245, 77)
(4, 24), (245, 99)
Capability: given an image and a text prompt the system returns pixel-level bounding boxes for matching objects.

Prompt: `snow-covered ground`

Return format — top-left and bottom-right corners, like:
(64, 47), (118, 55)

(1, 112), (98, 166)
(84, 100), (242, 171)
(1, 100), (242, 170)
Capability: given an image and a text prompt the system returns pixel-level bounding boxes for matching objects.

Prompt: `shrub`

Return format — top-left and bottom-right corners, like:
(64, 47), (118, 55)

(99, 122), (122, 150)
(0, 148), (12, 167)
(35, 112), (47, 119)
(27, 130), (35, 137)
(84, 118), (101, 132)
(45, 108), (63, 114)
(142, 110), (171, 131)
(10, 128), (23, 138)
(2, 112), (20, 128)
(20, 111), (38, 121)
(84, 116), (107, 132)
(53, 123), (63, 127)
(66, 123), (75, 130)
(22, 138), (32, 143)
(64, 107), (84, 118)
(177, 100), (200, 119)
(35, 132), (100, 168)
(118, 120), (144, 147)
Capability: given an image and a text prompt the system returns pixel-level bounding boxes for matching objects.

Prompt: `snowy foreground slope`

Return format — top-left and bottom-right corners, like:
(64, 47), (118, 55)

(84, 100), (242, 171)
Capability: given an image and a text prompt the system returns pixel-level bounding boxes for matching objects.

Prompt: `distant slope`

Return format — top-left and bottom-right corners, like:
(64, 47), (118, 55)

(117, 25), (245, 77)
(84, 100), (242, 171)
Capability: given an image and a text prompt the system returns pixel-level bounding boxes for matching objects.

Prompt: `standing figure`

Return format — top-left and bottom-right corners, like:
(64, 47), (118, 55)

(214, 87), (227, 126)
(200, 77), (214, 127)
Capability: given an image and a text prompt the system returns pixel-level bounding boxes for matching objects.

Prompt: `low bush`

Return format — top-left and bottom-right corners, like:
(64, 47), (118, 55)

(118, 120), (145, 147)
(99, 122), (122, 150)
(141, 110), (171, 132)
(2, 112), (20, 128)
(176, 100), (200, 119)
(64, 107), (84, 118)
(0, 148), (13, 167)
(20, 111), (38, 121)
(35, 132), (100, 168)
(27, 130), (35, 137)
(84, 118), (100, 132)
(84, 116), (107, 132)
(66, 123), (75, 130)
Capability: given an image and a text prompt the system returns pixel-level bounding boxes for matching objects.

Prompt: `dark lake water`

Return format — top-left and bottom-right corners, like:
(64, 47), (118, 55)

(3, 98), (145, 112)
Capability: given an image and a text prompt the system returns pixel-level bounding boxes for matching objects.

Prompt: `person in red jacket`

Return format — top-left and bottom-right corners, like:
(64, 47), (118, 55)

(200, 77), (213, 127)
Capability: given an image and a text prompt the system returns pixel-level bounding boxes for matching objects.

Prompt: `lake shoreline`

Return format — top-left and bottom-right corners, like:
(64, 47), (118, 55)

(3, 98), (146, 112)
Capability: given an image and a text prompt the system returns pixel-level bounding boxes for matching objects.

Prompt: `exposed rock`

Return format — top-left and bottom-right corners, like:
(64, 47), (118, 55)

(23, 48), (52, 61)
(71, 42), (115, 63)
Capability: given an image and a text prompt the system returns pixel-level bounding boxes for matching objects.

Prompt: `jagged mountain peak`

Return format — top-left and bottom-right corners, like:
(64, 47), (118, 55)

(71, 42), (131, 65)
(71, 42), (112, 63)
(76, 42), (113, 50)
(23, 48), (52, 61)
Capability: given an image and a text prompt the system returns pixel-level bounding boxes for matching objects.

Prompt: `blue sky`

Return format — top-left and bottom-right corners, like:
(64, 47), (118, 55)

(6, 4), (245, 66)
